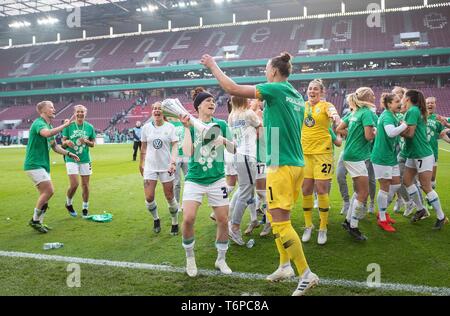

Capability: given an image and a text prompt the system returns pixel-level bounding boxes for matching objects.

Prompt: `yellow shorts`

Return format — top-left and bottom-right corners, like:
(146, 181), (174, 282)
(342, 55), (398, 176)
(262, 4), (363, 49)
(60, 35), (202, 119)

(266, 166), (304, 211)
(304, 153), (333, 180)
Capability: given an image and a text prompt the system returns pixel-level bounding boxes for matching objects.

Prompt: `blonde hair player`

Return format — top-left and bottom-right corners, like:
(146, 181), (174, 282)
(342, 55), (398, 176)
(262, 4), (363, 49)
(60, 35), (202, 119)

(336, 87), (377, 241)
(301, 79), (341, 245)
(24, 101), (79, 233)
(62, 104), (96, 218)
(201, 52), (319, 296)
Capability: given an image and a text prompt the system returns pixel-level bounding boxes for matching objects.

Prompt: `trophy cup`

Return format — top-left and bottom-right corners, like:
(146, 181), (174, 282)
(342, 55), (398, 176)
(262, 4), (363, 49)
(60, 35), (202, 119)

(161, 98), (221, 144)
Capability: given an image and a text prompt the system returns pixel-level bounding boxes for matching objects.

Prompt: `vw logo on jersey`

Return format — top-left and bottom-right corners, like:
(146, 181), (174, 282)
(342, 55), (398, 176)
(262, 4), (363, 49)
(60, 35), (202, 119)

(153, 139), (163, 149)
(305, 116), (316, 127)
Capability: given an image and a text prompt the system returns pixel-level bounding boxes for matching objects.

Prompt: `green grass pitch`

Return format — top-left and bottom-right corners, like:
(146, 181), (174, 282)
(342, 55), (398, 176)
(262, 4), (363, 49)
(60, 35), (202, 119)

(0, 143), (449, 296)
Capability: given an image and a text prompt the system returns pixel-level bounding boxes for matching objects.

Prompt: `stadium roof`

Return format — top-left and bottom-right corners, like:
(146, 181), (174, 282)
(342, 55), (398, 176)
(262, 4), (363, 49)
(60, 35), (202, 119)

(0, 0), (127, 17)
(0, 0), (446, 45)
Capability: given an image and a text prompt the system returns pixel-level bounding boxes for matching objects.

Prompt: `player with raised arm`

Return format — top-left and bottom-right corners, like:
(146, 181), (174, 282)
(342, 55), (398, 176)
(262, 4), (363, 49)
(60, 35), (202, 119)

(24, 101), (79, 233)
(179, 87), (236, 277)
(201, 52), (319, 296)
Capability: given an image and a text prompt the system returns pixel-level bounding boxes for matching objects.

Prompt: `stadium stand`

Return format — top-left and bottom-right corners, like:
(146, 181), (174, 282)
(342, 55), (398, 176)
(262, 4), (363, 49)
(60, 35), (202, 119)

(1, 7), (449, 78)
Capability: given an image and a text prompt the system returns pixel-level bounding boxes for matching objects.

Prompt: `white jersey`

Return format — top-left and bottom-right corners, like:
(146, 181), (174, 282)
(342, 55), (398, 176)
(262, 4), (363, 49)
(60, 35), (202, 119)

(228, 109), (260, 158)
(141, 121), (178, 172)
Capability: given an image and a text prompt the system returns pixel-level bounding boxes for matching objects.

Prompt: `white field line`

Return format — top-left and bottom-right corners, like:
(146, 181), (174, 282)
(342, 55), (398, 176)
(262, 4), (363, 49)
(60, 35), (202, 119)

(439, 147), (450, 153)
(1, 250), (449, 296)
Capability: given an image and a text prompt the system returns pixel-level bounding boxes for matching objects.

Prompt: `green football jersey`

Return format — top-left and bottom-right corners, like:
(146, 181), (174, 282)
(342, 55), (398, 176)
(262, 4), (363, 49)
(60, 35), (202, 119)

(256, 81), (305, 167)
(62, 121), (96, 164)
(343, 107), (375, 162)
(185, 118), (232, 185)
(403, 105), (433, 159)
(426, 113), (444, 161)
(24, 117), (55, 173)
(371, 110), (399, 166)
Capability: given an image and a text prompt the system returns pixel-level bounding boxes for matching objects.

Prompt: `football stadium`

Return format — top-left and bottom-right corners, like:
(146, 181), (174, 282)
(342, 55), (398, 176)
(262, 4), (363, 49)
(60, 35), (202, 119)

(0, 0), (449, 299)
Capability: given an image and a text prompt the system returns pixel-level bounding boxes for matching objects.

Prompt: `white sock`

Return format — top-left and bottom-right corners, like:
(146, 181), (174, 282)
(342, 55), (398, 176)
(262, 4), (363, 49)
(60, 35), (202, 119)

(346, 193), (357, 222)
(387, 184), (401, 206)
(182, 239), (195, 258)
(426, 190), (445, 220)
(66, 197), (73, 206)
(350, 199), (363, 228)
(168, 198), (179, 225)
(377, 190), (388, 221)
(145, 200), (159, 220)
(82, 201), (89, 210)
(33, 208), (43, 222)
(215, 241), (229, 261)
(301, 267), (312, 279)
(407, 185), (424, 210)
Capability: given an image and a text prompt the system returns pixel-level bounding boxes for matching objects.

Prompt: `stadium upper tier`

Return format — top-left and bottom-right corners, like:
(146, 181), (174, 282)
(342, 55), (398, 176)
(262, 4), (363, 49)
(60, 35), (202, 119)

(0, 7), (449, 78)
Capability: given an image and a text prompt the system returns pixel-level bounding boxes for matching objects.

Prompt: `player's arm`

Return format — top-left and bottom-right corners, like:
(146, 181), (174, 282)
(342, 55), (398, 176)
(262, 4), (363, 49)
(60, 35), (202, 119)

(440, 128), (450, 143)
(384, 123), (408, 138)
(61, 136), (74, 149)
(139, 141), (147, 176)
(179, 115), (194, 157)
(39, 114), (75, 138)
(50, 139), (79, 161)
(364, 126), (376, 141)
(168, 141), (178, 175)
(335, 121), (348, 137)
(326, 104), (341, 125)
(401, 125), (416, 138)
(200, 54), (256, 98)
(79, 137), (95, 148)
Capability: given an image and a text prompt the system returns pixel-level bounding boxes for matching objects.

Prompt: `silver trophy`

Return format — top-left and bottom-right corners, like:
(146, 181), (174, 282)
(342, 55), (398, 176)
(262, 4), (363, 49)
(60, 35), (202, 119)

(161, 98), (221, 143)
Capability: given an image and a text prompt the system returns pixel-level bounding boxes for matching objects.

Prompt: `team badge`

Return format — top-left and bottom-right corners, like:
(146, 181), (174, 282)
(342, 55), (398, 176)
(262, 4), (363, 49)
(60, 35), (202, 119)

(305, 116), (316, 127)
(153, 139), (163, 149)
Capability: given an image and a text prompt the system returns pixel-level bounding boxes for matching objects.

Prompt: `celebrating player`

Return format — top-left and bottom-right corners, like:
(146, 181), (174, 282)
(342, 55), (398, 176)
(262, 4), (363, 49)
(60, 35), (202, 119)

(24, 101), (79, 233)
(301, 79), (340, 245)
(62, 104), (96, 218)
(371, 93), (407, 232)
(401, 90), (448, 229)
(179, 87), (236, 277)
(227, 96), (261, 245)
(201, 52), (319, 296)
(139, 102), (180, 235)
(337, 87), (376, 241)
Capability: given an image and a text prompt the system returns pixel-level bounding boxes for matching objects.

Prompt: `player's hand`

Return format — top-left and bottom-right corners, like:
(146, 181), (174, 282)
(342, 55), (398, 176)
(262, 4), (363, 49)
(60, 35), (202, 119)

(68, 152), (80, 162)
(179, 114), (191, 128)
(65, 140), (75, 148)
(168, 162), (176, 175)
(65, 114), (76, 126)
(200, 54), (216, 69)
(139, 165), (144, 177)
(78, 138), (86, 144)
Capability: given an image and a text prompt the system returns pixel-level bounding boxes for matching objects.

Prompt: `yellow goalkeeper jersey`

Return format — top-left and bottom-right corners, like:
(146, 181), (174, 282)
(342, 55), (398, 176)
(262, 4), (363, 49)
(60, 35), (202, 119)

(301, 100), (338, 155)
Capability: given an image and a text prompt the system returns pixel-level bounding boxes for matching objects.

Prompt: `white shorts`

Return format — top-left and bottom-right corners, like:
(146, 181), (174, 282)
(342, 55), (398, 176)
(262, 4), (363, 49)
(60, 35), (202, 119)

(182, 178), (229, 207)
(373, 164), (400, 180)
(66, 162), (92, 176)
(143, 169), (174, 183)
(26, 169), (51, 186)
(256, 162), (267, 180)
(405, 155), (434, 173)
(343, 160), (368, 178)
